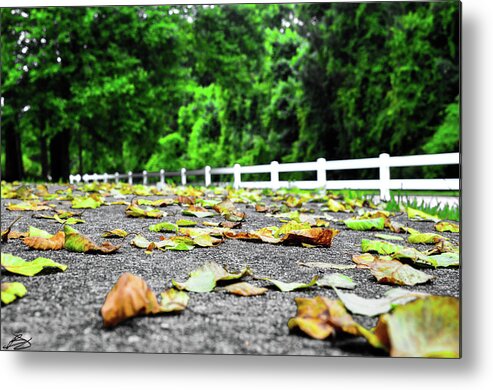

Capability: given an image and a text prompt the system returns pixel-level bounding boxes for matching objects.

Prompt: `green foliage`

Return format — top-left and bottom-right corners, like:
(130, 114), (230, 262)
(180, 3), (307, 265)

(1, 3), (459, 181)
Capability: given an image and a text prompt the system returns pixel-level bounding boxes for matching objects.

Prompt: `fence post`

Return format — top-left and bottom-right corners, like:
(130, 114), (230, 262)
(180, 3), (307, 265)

(233, 164), (241, 189)
(379, 153), (391, 201)
(270, 161), (280, 190)
(160, 169), (165, 186)
(143, 170), (148, 186)
(316, 158), (327, 189)
(205, 166), (211, 187)
(128, 171), (133, 185)
(102, 173), (108, 183)
(115, 172), (119, 183)
(181, 168), (187, 186)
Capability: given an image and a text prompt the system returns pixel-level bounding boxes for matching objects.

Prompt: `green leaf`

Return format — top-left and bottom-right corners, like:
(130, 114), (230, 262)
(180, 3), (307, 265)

(28, 226), (53, 239)
(1, 253), (67, 276)
(344, 217), (385, 231)
(171, 261), (251, 292)
(102, 229), (129, 238)
(407, 207), (441, 223)
(428, 253), (460, 267)
(1, 282), (28, 304)
(316, 273), (356, 289)
(148, 222), (178, 233)
(72, 196), (103, 209)
(158, 288), (189, 312)
(361, 239), (437, 267)
(125, 204), (163, 218)
(64, 226), (120, 254)
(375, 296), (459, 357)
(408, 233), (446, 244)
(435, 221), (459, 233)
(264, 275), (319, 292)
(176, 219), (197, 227)
(172, 270), (216, 293)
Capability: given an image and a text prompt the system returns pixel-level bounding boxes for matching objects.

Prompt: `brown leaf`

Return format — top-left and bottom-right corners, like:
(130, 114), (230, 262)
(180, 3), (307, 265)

(101, 273), (160, 327)
(23, 231), (65, 250)
(224, 282), (268, 296)
(281, 228), (339, 247)
(219, 221), (242, 229)
(177, 195), (195, 205)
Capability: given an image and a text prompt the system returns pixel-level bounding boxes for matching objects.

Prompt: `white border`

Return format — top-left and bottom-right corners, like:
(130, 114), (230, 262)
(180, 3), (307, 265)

(2, 0), (492, 389)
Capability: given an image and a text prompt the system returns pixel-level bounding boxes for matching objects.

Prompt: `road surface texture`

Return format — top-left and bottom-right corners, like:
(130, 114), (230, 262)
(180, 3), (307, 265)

(1, 185), (460, 356)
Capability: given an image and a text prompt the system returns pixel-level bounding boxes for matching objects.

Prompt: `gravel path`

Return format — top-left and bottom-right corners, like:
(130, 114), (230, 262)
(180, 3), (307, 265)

(0, 186), (460, 355)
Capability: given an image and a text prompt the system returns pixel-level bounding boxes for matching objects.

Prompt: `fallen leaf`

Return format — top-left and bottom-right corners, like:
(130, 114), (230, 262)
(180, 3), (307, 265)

(435, 221), (459, 233)
(374, 296), (459, 357)
(224, 282), (268, 296)
(125, 204), (163, 218)
(368, 259), (435, 286)
(72, 196), (103, 209)
(344, 217), (385, 231)
(385, 220), (420, 235)
(335, 288), (427, 317)
(6, 201), (51, 211)
(427, 253), (460, 267)
(281, 228), (339, 247)
(176, 219), (197, 227)
(263, 275), (319, 292)
(287, 296), (384, 347)
(130, 234), (152, 249)
(64, 226), (120, 254)
(148, 222), (178, 233)
(316, 273), (356, 289)
(137, 199), (173, 207)
(407, 207), (441, 223)
(172, 261), (251, 292)
(102, 229), (129, 238)
(361, 239), (436, 267)
(158, 288), (189, 312)
(182, 205), (215, 218)
(219, 221), (242, 229)
(213, 199), (246, 221)
(408, 233), (446, 244)
(1, 282), (27, 305)
(1, 253), (67, 276)
(101, 273), (160, 327)
(23, 230), (65, 250)
(192, 234), (223, 247)
(176, 195), (195, 205)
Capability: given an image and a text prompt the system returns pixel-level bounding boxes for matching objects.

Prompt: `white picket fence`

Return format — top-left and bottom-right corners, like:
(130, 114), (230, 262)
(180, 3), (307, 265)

(69, 152), (460, 200)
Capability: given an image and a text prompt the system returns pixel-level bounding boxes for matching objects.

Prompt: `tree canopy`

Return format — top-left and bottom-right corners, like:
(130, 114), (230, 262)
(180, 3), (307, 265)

(1, 2), (460, 182)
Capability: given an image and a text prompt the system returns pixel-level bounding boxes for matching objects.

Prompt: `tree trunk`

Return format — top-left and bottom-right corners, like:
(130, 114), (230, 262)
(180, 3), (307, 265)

(4, 127), (24, 182)
(40, 135), (49, 180)
(49, 129), (71, 182)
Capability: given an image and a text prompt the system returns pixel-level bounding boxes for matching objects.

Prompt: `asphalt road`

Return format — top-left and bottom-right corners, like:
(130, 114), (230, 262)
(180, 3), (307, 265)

(0, 187), (460, 356)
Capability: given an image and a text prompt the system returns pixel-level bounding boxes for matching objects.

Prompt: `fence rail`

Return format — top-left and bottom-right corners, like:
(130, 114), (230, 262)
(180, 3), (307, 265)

(69, 152), (460, 200)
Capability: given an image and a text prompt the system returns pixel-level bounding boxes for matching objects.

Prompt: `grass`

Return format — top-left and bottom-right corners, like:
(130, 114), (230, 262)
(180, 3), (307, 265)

(384, 197), (460, 221)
